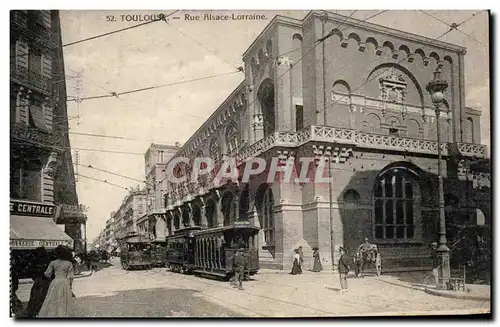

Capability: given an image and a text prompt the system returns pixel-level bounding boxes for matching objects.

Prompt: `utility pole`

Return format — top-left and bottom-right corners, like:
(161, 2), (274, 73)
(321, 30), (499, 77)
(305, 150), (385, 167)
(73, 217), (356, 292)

(328, 152), (335, 271)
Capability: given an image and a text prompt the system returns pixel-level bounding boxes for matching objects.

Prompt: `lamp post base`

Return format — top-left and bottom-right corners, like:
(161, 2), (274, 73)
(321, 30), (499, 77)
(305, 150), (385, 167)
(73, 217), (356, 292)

(437, 249), (451, 290)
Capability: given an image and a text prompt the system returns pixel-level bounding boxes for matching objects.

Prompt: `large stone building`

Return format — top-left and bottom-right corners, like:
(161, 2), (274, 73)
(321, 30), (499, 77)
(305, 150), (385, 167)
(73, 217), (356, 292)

(10, 10), (86, 257)
(155, 11), (488, 270)
(137, 143), (180, 241)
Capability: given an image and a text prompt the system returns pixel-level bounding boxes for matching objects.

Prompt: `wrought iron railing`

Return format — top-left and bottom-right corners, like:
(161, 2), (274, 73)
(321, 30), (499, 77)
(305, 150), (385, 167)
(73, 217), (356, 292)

(11, 122), (56, 147)
(164, 125), (487, 205)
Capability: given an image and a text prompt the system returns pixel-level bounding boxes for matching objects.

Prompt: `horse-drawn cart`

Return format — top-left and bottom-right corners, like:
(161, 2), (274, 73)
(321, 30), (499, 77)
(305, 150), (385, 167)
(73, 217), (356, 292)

(353, 242), (381, 277)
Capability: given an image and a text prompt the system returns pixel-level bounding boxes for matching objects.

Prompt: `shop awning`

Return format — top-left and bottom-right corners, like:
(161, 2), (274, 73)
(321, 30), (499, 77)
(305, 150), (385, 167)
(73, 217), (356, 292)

(10, 215), (74, 250)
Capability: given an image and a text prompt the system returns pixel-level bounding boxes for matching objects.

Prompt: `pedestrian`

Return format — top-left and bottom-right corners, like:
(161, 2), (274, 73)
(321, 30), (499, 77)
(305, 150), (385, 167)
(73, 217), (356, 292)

(37, 245), (75, 317)
(10, 255), (25, 317)
(290, 249), (302, 275)
(298, 246), (304, 270)
(430, 242), (439, 288)
(232, 249), (247, 290)
(26, 247), (52, 318)
(338, 247), (350, 293)
(311, 247), (323, 272)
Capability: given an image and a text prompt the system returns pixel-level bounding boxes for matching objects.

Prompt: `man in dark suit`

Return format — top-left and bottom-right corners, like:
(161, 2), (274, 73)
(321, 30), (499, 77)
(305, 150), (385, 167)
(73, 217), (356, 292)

(26, 247), (52, 317)
(338, 247), (351, 293)
(232, 249), (247, 290)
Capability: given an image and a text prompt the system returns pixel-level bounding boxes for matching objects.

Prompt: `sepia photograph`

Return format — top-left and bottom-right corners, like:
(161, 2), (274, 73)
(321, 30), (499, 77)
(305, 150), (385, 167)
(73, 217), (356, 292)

(9, 7), (491, 318)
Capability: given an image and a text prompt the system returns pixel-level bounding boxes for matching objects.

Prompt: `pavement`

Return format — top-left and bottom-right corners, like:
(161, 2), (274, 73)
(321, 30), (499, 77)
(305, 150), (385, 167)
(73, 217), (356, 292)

(13, 258), (490, 318)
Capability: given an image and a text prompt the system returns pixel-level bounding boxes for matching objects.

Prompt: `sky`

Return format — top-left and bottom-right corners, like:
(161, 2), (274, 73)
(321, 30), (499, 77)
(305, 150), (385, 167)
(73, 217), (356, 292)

(58, 10), (490, 242)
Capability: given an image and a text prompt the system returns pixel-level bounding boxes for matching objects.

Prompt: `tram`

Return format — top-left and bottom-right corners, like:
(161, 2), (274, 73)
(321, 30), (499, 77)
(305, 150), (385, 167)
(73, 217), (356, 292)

(150, 241), (168, 267)
(165, 222), (260, 279)
(118, 232), (153, 270)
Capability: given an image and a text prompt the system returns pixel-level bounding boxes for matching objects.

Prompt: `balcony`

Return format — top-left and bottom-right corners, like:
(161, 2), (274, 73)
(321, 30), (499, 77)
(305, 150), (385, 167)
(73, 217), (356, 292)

(10, 62), (51, 95)
(11, 122), (56, 149)
(165, 125), (487, 205)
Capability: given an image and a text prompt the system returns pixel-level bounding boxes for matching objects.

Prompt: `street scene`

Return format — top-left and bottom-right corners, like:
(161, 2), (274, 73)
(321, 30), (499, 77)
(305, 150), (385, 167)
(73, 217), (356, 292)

(15, 257), (489, 317)
(10, 9), (491, 318)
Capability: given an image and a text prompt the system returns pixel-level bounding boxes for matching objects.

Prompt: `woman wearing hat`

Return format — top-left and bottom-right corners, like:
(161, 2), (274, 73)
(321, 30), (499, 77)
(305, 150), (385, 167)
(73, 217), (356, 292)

(290, 249), (302, 275)
(311, 247), (322, 272)
(37, 245), (74, 317)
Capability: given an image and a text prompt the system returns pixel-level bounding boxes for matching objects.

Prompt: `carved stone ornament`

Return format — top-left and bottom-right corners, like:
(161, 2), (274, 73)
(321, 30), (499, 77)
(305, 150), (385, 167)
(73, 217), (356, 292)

(379, 68), (408, 104)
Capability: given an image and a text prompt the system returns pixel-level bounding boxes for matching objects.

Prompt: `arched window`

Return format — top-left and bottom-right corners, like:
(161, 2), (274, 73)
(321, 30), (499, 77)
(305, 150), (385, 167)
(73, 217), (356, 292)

(225, 124), (238, 154)
(373, 169), (418, 240)
(221, 192), (233, 226)
(205, 199), (216, 228)
(262, 186), (274, 245)
(239, 184), (250, 220)
(343, 189), (360, 204)
(258, 80), (275, 137)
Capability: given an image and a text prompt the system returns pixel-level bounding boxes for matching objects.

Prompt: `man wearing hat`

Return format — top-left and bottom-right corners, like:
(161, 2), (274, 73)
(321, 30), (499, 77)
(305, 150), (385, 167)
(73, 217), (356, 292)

(430, 242), (439, 287)
(338, 246), (351, 292)
(232, 248), (247, 290)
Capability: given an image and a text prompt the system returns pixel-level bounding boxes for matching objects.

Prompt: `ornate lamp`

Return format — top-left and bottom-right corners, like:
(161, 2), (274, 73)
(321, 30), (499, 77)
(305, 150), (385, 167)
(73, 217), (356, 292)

(426, 69), (451, 290)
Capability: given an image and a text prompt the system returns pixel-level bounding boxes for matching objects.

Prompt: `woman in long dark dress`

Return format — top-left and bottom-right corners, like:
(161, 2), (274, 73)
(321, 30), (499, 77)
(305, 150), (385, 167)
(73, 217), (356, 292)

(290, 249), (302, 275)
(26, 247), (52, 317)
(311, 247), (323, 272)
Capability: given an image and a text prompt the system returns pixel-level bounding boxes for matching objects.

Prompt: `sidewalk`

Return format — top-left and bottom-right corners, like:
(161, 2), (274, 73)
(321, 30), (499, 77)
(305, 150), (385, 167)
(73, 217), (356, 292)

(425, 284), (490, 301)
(258, 269), (490, 302)
(18, 270), (93, 285)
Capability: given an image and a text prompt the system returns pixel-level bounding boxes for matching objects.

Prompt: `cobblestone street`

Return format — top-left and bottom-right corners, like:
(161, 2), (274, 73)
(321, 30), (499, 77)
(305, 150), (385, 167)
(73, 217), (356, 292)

(15, 258), (490, 317)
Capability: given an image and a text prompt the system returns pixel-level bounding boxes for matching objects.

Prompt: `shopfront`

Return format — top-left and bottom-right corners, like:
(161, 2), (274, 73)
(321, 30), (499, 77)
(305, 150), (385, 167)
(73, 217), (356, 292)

(10, 199), (74, 279)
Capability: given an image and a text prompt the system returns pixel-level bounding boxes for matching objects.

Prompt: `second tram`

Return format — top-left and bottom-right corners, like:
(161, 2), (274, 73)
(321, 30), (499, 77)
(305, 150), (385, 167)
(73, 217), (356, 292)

(118, 232), (153, 270)
(165, 222), (259, 279)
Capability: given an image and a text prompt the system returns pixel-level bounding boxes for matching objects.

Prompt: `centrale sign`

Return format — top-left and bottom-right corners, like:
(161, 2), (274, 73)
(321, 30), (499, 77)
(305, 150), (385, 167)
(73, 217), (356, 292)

(10, 200), (55, 217)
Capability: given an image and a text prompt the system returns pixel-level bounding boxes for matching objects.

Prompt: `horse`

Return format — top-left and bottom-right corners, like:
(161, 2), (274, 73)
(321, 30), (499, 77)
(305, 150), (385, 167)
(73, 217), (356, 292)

(354, 244), (381, 278)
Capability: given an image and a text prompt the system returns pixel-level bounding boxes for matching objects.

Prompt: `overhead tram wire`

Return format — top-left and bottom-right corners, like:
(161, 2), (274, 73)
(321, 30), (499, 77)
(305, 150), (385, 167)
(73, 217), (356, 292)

(11, 137), (145, 156)
(76, 173), (130, 191)
(76, 163), (151, 186)
(164, 19), (242, 71)
(269, 11), (389, 62)
(231, 10), (360, 133)
(66, 70), (241, 103)
(419, 10), (487, 47)
(63, 67), (211, 121)
(153, 11), (359, 187)
(300, 10), (484, 124)
(62, 11), (179, 48)
(67, 131), (181, 145)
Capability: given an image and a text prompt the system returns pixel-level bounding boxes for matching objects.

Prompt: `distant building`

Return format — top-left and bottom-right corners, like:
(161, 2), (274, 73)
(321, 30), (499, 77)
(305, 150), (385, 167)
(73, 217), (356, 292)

(111, 187), (148, 240)
(137, 143), (180, 241)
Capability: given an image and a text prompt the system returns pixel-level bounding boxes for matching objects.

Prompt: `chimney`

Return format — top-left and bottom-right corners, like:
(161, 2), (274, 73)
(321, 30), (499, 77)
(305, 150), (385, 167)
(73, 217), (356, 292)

(175, 142), (180, 148)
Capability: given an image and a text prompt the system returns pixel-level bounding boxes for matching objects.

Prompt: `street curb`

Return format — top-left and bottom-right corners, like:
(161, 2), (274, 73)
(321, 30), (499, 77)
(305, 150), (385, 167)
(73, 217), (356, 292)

(424, 288), (490, 302)
(18, 272), (92, 285)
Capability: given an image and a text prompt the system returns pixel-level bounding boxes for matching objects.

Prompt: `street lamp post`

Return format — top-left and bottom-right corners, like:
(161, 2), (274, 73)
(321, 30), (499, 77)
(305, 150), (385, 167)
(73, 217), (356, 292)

(426, 69), (451, 290)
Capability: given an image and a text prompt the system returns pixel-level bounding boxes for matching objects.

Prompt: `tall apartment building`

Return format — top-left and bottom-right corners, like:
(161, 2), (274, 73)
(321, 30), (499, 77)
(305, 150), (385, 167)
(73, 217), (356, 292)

(10, 10), (86, 260)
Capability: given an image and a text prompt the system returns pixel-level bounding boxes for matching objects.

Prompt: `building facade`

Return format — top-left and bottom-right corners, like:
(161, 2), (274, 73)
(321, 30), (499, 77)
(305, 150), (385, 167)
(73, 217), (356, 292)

(111, 188), (148, 240)
(151, 11), (489, 271)
(10, 10), (86, 256)
(137, 143), (180, 241)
